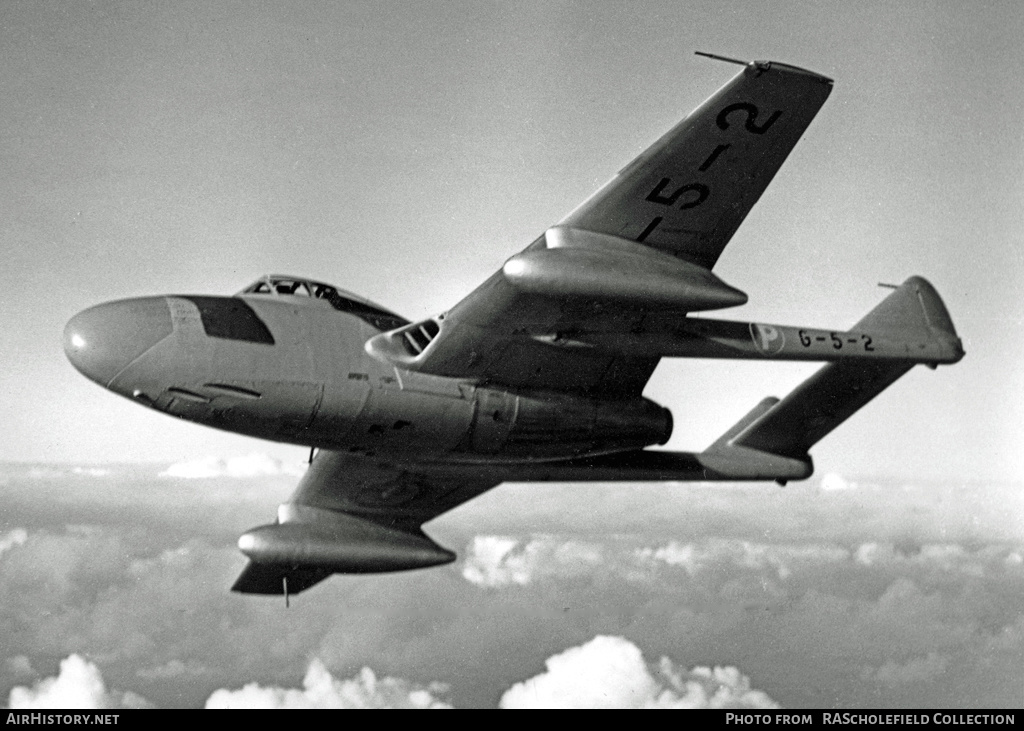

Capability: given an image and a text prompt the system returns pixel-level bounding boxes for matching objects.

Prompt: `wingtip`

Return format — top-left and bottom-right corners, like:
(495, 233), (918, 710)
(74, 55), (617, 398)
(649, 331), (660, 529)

(694, 52), (833, 85)
(755, 60), (834, 85)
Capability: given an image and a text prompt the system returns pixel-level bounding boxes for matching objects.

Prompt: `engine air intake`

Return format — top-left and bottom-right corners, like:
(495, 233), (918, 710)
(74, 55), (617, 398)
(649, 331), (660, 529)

(399, 319), (441, 356)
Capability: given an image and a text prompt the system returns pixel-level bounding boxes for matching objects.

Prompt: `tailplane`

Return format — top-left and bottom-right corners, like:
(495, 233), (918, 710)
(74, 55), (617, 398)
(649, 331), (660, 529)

(702, 277), (962, 478)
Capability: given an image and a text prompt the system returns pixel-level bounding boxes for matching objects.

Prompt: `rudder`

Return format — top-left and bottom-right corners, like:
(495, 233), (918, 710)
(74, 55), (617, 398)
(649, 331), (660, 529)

(856, 276), (962, 360)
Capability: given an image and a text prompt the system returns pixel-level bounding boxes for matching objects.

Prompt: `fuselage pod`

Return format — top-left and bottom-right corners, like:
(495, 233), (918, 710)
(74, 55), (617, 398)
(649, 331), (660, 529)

(63, 275), (673, 462)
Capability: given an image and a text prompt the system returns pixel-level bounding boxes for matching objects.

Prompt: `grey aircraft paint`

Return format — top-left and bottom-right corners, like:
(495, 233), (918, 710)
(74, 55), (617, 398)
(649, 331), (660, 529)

(64, 60), (963, 597)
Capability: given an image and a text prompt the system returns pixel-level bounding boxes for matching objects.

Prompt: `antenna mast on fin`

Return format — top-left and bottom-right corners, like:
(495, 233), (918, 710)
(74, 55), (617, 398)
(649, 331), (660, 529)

(695, 51), (749, 67)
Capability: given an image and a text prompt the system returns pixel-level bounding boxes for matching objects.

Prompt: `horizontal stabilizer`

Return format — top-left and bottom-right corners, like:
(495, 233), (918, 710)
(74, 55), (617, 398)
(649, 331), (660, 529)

(730, 359), (914, 459)
(707, 397), (778, 450)
(698, 396), (815, 481)
(700, 276), (961, 468)
(405, 445), (811, 483)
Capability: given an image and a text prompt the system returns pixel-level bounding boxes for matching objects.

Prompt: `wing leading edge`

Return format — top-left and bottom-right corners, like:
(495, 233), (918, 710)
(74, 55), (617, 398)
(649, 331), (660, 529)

(364, 59), (833, 397)
(562, 59), (832, 268)
(232, 451), (499, 595)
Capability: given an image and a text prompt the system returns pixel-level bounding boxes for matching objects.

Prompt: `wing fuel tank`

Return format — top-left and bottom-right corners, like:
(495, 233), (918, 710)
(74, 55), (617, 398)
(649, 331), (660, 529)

(501, 227), (747, 311)
(238, 509), (455, 574)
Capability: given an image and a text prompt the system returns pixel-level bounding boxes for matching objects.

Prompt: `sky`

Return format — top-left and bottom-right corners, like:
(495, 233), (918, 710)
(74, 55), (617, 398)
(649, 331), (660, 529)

(0, 0), (1022, 710)
(0, 0), (1021, 481)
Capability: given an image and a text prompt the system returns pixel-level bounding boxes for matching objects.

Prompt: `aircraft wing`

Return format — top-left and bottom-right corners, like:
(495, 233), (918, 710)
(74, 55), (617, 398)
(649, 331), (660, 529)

(366, 60), (833, 397)
(236, 268), (962, 596)
(230, 443), (782, 596)
(560, 60), (832, 268)
(279, 450), (501, 530)
(231, 450), (500, 595)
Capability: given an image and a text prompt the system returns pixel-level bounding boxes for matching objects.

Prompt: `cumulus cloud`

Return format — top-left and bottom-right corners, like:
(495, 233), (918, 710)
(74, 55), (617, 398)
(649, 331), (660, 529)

(205, 660), (452, 709)
(1, 465), (1018, 709)
(464, 534), (1023, 591)
(819, 472), (856, 491)
(158, 453), (307, 479)
(637, 539), (850, 580)
(204, 638), (776, 709)
(461, 535), (605, 587)
(0, 528), (28, 558)
(851, 542), (1024, 578)
(499, 636), (778, 709)
(8, 655), (152, 709)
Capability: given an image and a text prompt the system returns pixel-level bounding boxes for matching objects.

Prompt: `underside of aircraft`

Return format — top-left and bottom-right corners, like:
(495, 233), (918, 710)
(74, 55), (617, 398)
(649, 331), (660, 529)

(64, 56), (963, 597)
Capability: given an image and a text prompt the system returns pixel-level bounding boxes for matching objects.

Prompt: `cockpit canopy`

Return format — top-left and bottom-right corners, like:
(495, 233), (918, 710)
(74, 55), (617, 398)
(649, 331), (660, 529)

(239, 275), (408, 331)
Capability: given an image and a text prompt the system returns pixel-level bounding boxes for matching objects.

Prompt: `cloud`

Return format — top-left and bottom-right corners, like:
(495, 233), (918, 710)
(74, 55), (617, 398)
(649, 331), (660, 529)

(463, 534), (1024, 591)
(158, 453), (307, 479)
(72, 467), (111, 477)
(8, 655), (152, 709)
(205, 660), (452, 709)
(7, 465), (115, 481)
(204, 638), (776, 709)
(26, 467), (66, 481)
(1, 466), (1019, 709)
(819, 472), (856, 491)
(862, 652), (949, 686)
(637, 539), (851, 580)
(499, 636), (778, 709)
(461, 536), (604, 588)
(0, 528), (28, 558)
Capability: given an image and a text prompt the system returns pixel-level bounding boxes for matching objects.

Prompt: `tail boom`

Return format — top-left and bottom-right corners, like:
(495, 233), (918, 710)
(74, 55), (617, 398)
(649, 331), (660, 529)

(695, 276), (963, 473)
(571, 277), (964, 366)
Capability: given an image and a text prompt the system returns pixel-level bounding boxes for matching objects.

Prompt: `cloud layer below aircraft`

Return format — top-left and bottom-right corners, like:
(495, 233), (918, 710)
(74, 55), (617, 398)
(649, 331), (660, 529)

(159, 453), (308, 479)
(0, 462), (1019, 708)
(205, 661), (452, 709)
(498, 635), (777, 709)
(10, 637), (778, 710)
(8, 655), (152, 709)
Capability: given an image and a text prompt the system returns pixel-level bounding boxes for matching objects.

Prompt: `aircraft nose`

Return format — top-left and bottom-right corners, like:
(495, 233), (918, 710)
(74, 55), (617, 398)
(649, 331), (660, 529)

(63, 297), (174, 387)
